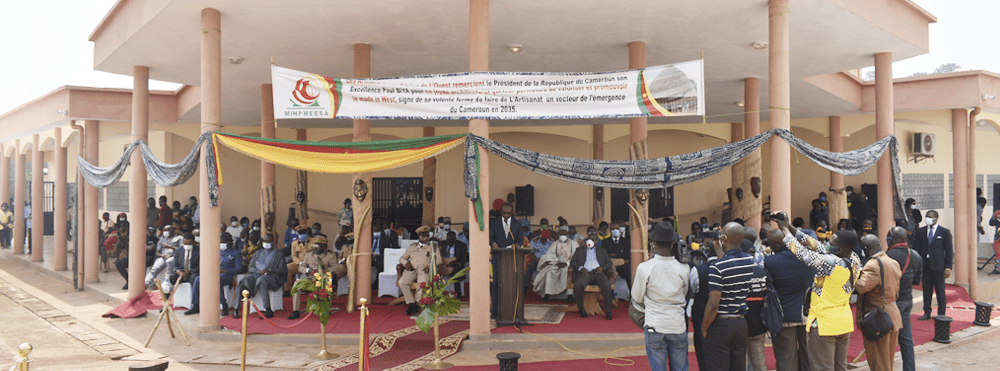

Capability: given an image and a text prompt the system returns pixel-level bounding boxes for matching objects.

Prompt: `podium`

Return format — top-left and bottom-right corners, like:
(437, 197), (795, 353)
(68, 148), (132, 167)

(491, 247), (534, 327)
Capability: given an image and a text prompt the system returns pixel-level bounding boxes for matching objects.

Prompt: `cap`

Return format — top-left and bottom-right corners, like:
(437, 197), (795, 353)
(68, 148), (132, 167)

(416, 225), (433, 235)
(313, 236), (328, 245)
(648, 221), (680, 243)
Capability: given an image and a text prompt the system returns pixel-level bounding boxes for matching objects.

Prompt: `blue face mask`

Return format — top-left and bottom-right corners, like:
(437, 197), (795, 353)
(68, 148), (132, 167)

(701, 223), (708, 229)
(298, 234), (308, 241)
(820, 196), (827, 202)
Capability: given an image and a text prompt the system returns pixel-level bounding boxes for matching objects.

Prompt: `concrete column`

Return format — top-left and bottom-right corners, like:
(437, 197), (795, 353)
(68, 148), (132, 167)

(198, 7), (223, 330)
(260, 84), (276, 234)
(874, 52), (894, 247)
(422, 127), (436, 228)
(84, 120), (100, 282)
(468, 0), (491, 342)
(744, 77), (762, 231)
(0, 146), (8, 217)
(768, 0), (792, 218)
(952, 109), (969, 286)
(72, 120), (86, 285)
(628, 40), (648, 282)
(128, 65), (150, 298)
(13, 140), (24, 254)
(353, 42), (373, 307)
(968, 107), (980, 298)
(829, 116), (844, 189)
(54, 128), (67, 271)
(31, 134), (43, 262)
(592, 124), (605, 226)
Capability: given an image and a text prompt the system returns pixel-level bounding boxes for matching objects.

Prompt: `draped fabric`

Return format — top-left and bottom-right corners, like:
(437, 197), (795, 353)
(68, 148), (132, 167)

(77, 132), (211, 194)
(464, 129), (908, 230)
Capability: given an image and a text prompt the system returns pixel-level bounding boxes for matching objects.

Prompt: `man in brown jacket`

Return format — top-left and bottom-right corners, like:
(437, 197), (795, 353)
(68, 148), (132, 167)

(398, 226), (444, 316)
(856, 234), (903, 371)
(288, 237), (341, 320)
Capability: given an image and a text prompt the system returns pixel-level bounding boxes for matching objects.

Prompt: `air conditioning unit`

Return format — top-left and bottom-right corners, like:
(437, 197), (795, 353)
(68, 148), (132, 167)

(912, 133), (936, 156)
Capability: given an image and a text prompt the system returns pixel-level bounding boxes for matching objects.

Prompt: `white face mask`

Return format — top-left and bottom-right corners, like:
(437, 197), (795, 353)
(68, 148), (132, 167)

(194, 236), (201, 243)
(611, 229), (621, 238)
(444, 224), (451, 230)
(162, 231), (170, 238)
(253, 226), (260, 231)
(559, 235), (568, 242)
(183, 244), (193, 251)
(910, 205), (917, 210)
(262, 242), (273, 249)
(586, 240), (595, 248)
(220, 243), (228, 251)
(231, 221), (239, 227)
(619, 227), (626, 233)
(925, 217), (936, 226)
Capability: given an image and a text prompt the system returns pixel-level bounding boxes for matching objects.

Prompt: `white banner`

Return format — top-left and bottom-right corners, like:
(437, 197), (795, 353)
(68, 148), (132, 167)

(272, 60), (704, 120)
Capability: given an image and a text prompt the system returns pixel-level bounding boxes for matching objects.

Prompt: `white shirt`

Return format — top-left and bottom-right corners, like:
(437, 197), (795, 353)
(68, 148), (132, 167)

(632, 255), (690, 334)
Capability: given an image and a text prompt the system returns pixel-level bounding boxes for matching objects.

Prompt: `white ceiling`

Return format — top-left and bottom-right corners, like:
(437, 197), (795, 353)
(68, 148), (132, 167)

(93, 0), (930, 128)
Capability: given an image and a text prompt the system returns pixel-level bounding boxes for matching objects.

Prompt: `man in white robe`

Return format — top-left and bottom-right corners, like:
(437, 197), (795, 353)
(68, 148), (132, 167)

(533, 229), (577, 301)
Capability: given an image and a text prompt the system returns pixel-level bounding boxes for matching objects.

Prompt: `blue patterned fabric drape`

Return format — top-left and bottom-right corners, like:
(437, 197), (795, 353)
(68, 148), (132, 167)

(464, 129), (908, 230)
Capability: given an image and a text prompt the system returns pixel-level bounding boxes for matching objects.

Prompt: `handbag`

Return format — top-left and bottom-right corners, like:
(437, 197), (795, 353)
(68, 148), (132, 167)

(629, 300), (646, 330)
(858, 257), (894, 341)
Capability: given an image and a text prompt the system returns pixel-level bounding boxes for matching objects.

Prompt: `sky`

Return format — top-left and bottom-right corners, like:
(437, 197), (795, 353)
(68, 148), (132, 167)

(0, 0), (999, 115)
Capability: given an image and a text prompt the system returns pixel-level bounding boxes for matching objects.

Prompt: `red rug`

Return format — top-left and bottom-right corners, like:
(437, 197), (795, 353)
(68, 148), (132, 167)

(220, 294), (427, 335)
(309, 320), (470, 371)
(102, 290), (187, 318)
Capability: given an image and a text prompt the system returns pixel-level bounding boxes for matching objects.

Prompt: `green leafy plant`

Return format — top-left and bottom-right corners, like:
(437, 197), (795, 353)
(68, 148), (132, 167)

(290, 261), (335, 325)
(415, 267), (469, 333)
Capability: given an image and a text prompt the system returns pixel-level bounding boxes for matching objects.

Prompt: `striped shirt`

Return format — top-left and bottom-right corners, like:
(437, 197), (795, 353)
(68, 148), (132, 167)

(708, 248), (755, 315)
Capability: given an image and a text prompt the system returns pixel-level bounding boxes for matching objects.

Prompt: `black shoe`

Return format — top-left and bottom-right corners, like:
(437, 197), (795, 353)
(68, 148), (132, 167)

(918, 313), (931, 320)
(565, 296), (574, 304)
(262, 309), (274, 318)
(579, 311), (588, 318)
(122, 284), (128, 290)
(221, 306), (230, 316)
(407, 303), (420, 316)
(288, 310), (301, 320)
(232, 307), (240, 319)
(542, 295), (550, 302)
(990, 268), (1000, 275)
(606, 312), (613, 321)
(184, 308), (199, 315)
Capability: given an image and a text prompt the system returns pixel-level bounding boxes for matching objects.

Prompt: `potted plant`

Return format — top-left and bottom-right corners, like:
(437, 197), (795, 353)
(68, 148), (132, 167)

(291, 262), (338, 359)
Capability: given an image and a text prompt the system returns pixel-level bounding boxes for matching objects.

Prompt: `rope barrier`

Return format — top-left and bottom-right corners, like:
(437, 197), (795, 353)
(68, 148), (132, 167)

(523, 330), (645, 367)
(246, 300), (322, 329)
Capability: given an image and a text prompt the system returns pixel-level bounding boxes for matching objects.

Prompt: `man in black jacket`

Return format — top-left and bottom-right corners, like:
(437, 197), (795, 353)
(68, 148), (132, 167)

(570, 238), (614, 320)
(602, 223), (631, 285)
(441, 231), (468, 297)
(886, 226), (922, 371)
(916, 210), (952, 320)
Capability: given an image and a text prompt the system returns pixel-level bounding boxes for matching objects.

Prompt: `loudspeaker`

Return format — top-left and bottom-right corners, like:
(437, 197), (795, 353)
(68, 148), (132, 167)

(515, 185), (534, 217)
(994, 183), (999, 212)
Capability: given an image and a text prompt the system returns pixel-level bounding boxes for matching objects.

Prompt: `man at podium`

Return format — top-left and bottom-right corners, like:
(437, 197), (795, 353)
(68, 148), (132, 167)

(489, 203), (524, 319)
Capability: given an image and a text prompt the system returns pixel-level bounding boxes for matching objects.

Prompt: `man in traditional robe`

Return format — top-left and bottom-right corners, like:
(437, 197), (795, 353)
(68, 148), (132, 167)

(233, 233), (287, 318)
(533, 229), (576, 301)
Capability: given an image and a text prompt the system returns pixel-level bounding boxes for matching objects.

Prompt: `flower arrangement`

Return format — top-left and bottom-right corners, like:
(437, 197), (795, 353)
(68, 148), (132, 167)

(415, 267), (469, 333)
(291, 261), (336, 325)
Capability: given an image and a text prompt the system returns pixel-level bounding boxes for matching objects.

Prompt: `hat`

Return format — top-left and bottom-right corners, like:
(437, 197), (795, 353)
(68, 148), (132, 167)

(416, 225), (433, 235)
(313, 236), (328, 244)
(648, 221), (679, 243)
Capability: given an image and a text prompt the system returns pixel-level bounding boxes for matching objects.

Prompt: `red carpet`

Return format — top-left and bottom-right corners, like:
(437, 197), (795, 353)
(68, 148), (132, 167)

(220, 294), (422, 335)
(102, 290), (188, 318)
(310, 320), (470, 371)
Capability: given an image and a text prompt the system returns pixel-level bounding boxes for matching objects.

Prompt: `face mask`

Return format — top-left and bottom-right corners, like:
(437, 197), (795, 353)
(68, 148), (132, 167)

(195, 236), (201, 243)
(910, 205), (917, 210)
(183, 244), (193, 251)
(385, 228), (392, 235)
(702, 223), (708, 229)
(569, 233), (577, 239)
(820, 196), (826, 202)
(231, 221), (238, 227)
(253, 226), (260, 231)
(162, 231), (170, 238)
(541, 224), (548, 230)
(586, 240), (595, 248)
(262, 242), (273, 249)
(298, 234), (308, 241)
(312, 228), (320, 235)
(886, 237), (892, 246)
(611, 229), (621, 238)
(444, 224), (450, 230)
(559, 235), (568, 242)
(863, 226), (872, 231)
(619, 227), (626, 233)
(925, 217), (936, 225)
(220, 243), (228, 251)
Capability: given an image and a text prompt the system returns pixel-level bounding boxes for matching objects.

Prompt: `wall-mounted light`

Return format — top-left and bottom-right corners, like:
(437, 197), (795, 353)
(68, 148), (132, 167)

(55, 109), (68, 115)
(752, 42), (768, 50)
(229, 56), (244, 64)
(508, 44), (523, 53)
(736, 101), (745, 107)
(982, 93), (995, 100)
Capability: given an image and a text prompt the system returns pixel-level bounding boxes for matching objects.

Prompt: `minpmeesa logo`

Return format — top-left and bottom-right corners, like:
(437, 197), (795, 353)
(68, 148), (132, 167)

(291, 78), (321, 107)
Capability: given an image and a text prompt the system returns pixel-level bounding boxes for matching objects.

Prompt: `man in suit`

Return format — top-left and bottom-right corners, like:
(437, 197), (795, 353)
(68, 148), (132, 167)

(916, 210), (953, 320)
(570, 237), (615, 320)
(233, 233), (287, 318)
(489, 203), (524, 318)
(602, 223), (631, 285)
(371, 219), (398, 283)
(441, 231), (469, 297)
(167, 233), (199, 297)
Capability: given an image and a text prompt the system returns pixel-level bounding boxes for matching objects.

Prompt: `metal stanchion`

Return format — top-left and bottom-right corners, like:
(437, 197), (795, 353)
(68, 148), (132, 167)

(359, 298), (368, 371)
(240, 290), (250, 371)
(13, 343), (32, 371)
